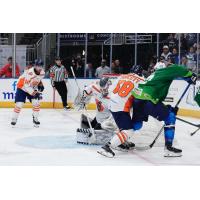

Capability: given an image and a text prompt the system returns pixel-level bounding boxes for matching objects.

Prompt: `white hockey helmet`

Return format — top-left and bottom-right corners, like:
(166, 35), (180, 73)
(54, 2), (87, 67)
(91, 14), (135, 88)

(99, 77), (111, 97)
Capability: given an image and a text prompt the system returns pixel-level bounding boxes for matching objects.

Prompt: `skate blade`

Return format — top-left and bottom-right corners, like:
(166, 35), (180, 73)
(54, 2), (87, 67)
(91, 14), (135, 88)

(97, 150), (114, 158)
(164, 153), (182, 157)
(64, 108), (72, 111)
(34, 124), (40, 128)
(112, 146), (128, 152)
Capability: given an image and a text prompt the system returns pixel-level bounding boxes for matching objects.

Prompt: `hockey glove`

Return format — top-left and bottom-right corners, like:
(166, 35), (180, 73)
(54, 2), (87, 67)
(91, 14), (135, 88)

(38, 85), (44, 92)
(33, 92), (43, 100)
(187, 73), (198, 85)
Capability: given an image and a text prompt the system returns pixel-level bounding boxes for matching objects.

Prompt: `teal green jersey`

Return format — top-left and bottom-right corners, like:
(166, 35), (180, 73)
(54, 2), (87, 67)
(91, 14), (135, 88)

(132, 65), (193, 104)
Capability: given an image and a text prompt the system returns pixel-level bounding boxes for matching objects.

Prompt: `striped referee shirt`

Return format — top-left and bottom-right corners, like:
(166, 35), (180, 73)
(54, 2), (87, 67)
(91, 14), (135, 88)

(50, 65), (68, 86)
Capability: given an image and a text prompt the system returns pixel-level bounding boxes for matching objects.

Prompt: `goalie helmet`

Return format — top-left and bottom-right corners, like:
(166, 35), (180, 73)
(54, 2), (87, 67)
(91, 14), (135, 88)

(99, 77), (111, 97)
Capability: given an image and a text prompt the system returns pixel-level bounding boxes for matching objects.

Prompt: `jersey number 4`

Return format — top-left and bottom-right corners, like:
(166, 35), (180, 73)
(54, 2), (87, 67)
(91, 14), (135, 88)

(113, 80), (134, 97)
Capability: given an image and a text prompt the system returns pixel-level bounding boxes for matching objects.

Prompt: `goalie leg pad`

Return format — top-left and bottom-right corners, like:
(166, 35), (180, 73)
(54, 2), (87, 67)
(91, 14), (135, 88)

(76, 128), (93, 144)
(76, 128), (115, 145)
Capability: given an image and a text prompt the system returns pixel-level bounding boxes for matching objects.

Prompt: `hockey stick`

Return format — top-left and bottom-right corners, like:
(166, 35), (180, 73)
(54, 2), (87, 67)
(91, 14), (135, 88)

(190, 127), (200, 136)
(70, 66), (80, 91)
(70, 66), (95, 141)
(135, 83), (191, 151)
(53, 87), (56, 108)
(176, 117), (200, 128)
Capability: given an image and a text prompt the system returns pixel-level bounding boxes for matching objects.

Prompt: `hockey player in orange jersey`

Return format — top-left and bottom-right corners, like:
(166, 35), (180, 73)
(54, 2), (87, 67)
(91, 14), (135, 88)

(97, 73), (145, 157)
(11, 59), (45, 127)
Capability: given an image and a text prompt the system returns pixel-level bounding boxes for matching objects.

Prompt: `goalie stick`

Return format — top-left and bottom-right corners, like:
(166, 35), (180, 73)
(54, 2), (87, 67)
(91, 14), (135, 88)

(134, 83), (192, 151)
(70, 67), (96, 143)
(70, 66), (80, 91)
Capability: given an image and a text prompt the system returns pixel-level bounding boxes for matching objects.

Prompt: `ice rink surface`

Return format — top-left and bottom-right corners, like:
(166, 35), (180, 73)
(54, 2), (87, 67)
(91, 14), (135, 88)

(0, 108), (200, 166)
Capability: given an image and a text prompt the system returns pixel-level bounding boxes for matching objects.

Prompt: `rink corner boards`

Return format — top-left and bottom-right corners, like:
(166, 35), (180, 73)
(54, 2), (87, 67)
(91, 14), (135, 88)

(0, 101), (200, 118)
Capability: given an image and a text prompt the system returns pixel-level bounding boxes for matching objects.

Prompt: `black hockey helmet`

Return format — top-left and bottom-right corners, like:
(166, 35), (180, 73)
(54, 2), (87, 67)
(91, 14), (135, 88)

(34, 58), (43, 66)
(131, 65), (143, 76)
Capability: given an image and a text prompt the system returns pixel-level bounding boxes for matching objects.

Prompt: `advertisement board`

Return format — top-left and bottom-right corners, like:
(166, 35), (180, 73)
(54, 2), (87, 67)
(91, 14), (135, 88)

(0, 78), (199, 117)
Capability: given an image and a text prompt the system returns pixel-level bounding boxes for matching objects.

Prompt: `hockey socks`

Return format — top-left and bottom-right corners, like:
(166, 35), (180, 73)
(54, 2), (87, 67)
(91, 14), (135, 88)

(11, 102), (24, 126)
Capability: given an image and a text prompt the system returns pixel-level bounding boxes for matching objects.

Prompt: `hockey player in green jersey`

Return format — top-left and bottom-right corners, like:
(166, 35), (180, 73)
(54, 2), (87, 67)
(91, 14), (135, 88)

(131, 65), (197, 157)
(98, 64), (197, 158)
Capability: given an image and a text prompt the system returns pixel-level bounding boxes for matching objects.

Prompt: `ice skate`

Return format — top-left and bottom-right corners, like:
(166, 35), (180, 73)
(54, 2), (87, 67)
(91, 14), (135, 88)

(97, 143), (115, 158)
(112, 141), (135, 152)
(33, 116), (40, 128)
(11, 118), (17, 127)
(164, 145), (182, 157)
(64, 105), (72, 111)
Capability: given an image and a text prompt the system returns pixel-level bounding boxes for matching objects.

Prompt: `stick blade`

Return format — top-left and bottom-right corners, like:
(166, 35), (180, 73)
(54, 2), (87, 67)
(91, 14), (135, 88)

(134, 145), (151, 151)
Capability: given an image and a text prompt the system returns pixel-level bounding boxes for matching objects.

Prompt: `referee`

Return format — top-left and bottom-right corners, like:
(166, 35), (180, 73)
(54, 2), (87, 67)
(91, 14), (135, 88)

(50, 57), (71, 110)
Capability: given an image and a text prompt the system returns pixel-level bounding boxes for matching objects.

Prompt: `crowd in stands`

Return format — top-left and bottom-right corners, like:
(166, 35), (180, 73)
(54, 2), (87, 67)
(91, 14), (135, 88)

(154, 33), (199, 72)
(0, 33), (199, 79)
(0, 57), (20, 78)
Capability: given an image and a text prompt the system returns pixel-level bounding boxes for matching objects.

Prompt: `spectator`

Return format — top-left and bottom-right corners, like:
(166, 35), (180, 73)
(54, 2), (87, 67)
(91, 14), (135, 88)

(181, 56), (188, 67)
(154, 56), (166, 71)
(185, 33), (197, 48)
(186, 46), (197, 72)
(171, 48), (179, 64)
(161, 45), (172, 60)
(0, 56), (20, 78)
(180, 34), (188, 53)
(112, 59), (123, 74)
(111, 61), (116, 74)
(85, 62), (95, 78)
(166, 56), (175, 66)
(45, 64), (52, 78)
(165, 34), (178, 49)
(194, 43), (200, 70)
(95, 59), (110, 78)
(75, 59), (84, 77)
(147, 56), (157, 75)
(70, 59), (84, 78)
